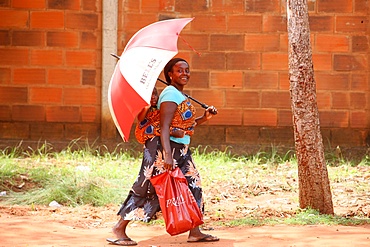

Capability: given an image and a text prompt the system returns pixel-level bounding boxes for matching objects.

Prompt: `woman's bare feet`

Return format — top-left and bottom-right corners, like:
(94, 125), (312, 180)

(106, 218), (138, 246)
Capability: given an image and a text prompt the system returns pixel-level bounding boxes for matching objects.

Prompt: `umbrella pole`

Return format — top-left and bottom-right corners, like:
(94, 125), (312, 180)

(110, 53), (211, 110)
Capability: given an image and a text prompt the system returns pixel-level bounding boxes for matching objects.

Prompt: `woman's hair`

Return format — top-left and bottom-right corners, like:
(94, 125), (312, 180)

(164, 58), (188, 84)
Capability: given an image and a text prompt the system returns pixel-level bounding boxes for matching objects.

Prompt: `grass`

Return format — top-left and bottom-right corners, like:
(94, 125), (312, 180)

(1, 141), (370, 227)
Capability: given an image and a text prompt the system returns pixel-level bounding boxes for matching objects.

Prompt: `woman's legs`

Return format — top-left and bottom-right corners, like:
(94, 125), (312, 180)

(112, 218), (130, 239)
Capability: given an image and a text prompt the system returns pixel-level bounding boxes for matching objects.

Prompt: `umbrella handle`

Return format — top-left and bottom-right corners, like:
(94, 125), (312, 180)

(110, 53), (216, 114)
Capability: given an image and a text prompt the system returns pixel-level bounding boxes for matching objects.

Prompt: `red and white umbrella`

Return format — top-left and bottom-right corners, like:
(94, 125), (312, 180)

(108, 18), (193, 141)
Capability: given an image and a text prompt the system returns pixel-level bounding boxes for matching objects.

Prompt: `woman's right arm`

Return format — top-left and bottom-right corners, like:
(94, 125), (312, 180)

(137, 105), (151, 122)
(160, 101), (177, 170)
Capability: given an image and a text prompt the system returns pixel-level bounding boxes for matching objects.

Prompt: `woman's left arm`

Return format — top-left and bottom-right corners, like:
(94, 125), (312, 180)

(195, 106), (217, 126)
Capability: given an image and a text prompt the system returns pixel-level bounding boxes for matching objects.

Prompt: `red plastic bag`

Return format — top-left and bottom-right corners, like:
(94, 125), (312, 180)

(150, 167), (204, 236)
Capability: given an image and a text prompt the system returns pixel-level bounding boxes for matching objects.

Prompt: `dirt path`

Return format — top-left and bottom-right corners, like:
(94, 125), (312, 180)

(1, 212), (370, 247)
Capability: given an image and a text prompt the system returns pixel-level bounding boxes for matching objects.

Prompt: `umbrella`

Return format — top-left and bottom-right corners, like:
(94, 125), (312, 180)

(108, 18), (193, 141)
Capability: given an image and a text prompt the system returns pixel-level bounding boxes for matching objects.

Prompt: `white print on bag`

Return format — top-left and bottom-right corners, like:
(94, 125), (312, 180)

(166, 189), (197, 208)
(166, 194), (185, 207)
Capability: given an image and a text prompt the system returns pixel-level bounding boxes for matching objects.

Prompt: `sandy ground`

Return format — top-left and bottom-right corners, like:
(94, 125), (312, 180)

(1, 207), (370, 247)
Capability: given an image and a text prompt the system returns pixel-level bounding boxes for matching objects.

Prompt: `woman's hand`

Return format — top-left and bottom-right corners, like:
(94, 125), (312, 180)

(163, 153), (175, 170)
(204, 105), (218, 120)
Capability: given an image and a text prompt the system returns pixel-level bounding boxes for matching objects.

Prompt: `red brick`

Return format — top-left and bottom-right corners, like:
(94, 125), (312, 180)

(278, 35), (288, 53)
(0, 10), (28, 28)
(30, 123), (64, 140)
(30, 49), (63, 66)
(123, 0), (140, 11)
(141, 0), (160, 12)
(82, 70), (96, 85)
(30, 87), (63, 104)
(47, 31), (79, 47)
(350, 92), (366, 109)
(0, 86), (28, 103)
(13, 105), (45, 121)
(31, 11), (64, 29)
(225, 126), (259, 144)
(262, 53), (288, 70)
(245, 34), (280, 52)
(123, 14), (157, 32)
(46, 106), (80, 122)
(0, 68), (11, 84)
(316, 73), (350, 90)
(334, 54), (367, 71)
(82, 0), (97, 11)
(80, 32), (98, 49)
(48, 69), (81, 85)
(176, 0), (209, 12)
(336, 16), (368, 33)
(66, 51), (96, 66)
(191, 89), (224, 108)
(187, 71), (209, 89)
(0, 0), (10, 7)
(309, 16), (334, 32)
(210, 71), (243, 88)
(0, 30), (10, 45)
(352, 36), (369, 52)
(263, 15), (287, 32)
(12, 31), (45, 46)
(12, 0), (45, 8)
(245, 72), (278, 89)
(65, 13), (99, 30)
(355, 0), (368, 13)
(318, 0), (353, 13)
(192, 15), (227, 32)
(48, 0), (80, 10)
(209, 109), (242, 125)
(0, 105), (11, 120)
(225, 91), (260, 108)
(211, 0), (244, 13)
(64, 88), (98, 105)
(10, 46), (83, 67)
(243, 109), (277, 126)
(210, 34), (244, 51)
(227, 53), (260, 70)
(228, 15), (262, 33)
(13, 68), (46, 85)
(315, 34), (349, 52)
(351, 74), (368, 90)
(312, 54), (332, 71)
(316, 92), (331, 109)
(319, 111), (348, 127)
(81, 106), (98, 122)
(350, 111), (369, 128)
(64, 123), (100, 140)
(0, 122), (29, 139)
(277, 110), (292, 126)
(279, 72), (290, 90)
(245, 0), (280, 13)
(192, 53), (225, 70)
(178, 34), (209, 52)
(332, 92), (350, 109)
(261, 91), (290, 108)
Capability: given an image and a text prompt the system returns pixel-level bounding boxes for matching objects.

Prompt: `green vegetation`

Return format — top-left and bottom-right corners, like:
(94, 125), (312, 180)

(1, 142), (370, 226)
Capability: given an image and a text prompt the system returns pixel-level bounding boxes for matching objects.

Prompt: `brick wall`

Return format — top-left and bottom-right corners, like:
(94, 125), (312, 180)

(0, 0), (369, 154)
(118, 0), (370, 152)
(0, 0), (102, 143)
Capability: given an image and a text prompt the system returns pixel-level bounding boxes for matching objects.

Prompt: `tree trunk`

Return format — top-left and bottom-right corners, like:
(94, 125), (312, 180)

(286, 0), (334, 214)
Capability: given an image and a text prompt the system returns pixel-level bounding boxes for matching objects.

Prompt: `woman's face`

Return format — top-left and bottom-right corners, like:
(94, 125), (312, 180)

(150, 88), (158, 106)
(169, 61), (190, 87)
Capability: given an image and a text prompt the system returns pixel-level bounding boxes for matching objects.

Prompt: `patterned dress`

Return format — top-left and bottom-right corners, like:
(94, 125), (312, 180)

(117, 97), (203, 222)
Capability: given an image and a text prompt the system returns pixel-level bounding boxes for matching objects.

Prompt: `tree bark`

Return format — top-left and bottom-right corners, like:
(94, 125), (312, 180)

(286, 0), (334, 214)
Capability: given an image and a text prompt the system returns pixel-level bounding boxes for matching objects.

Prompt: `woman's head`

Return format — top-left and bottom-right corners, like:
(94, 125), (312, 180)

(164, 58), (189, 84)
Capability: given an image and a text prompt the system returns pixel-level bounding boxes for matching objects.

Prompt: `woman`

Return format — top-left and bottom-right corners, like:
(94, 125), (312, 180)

(107, 58), (218, 246)
(158, 58), (219, 243)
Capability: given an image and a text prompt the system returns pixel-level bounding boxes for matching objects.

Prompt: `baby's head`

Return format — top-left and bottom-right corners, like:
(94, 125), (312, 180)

(150, 87), (158, 107)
